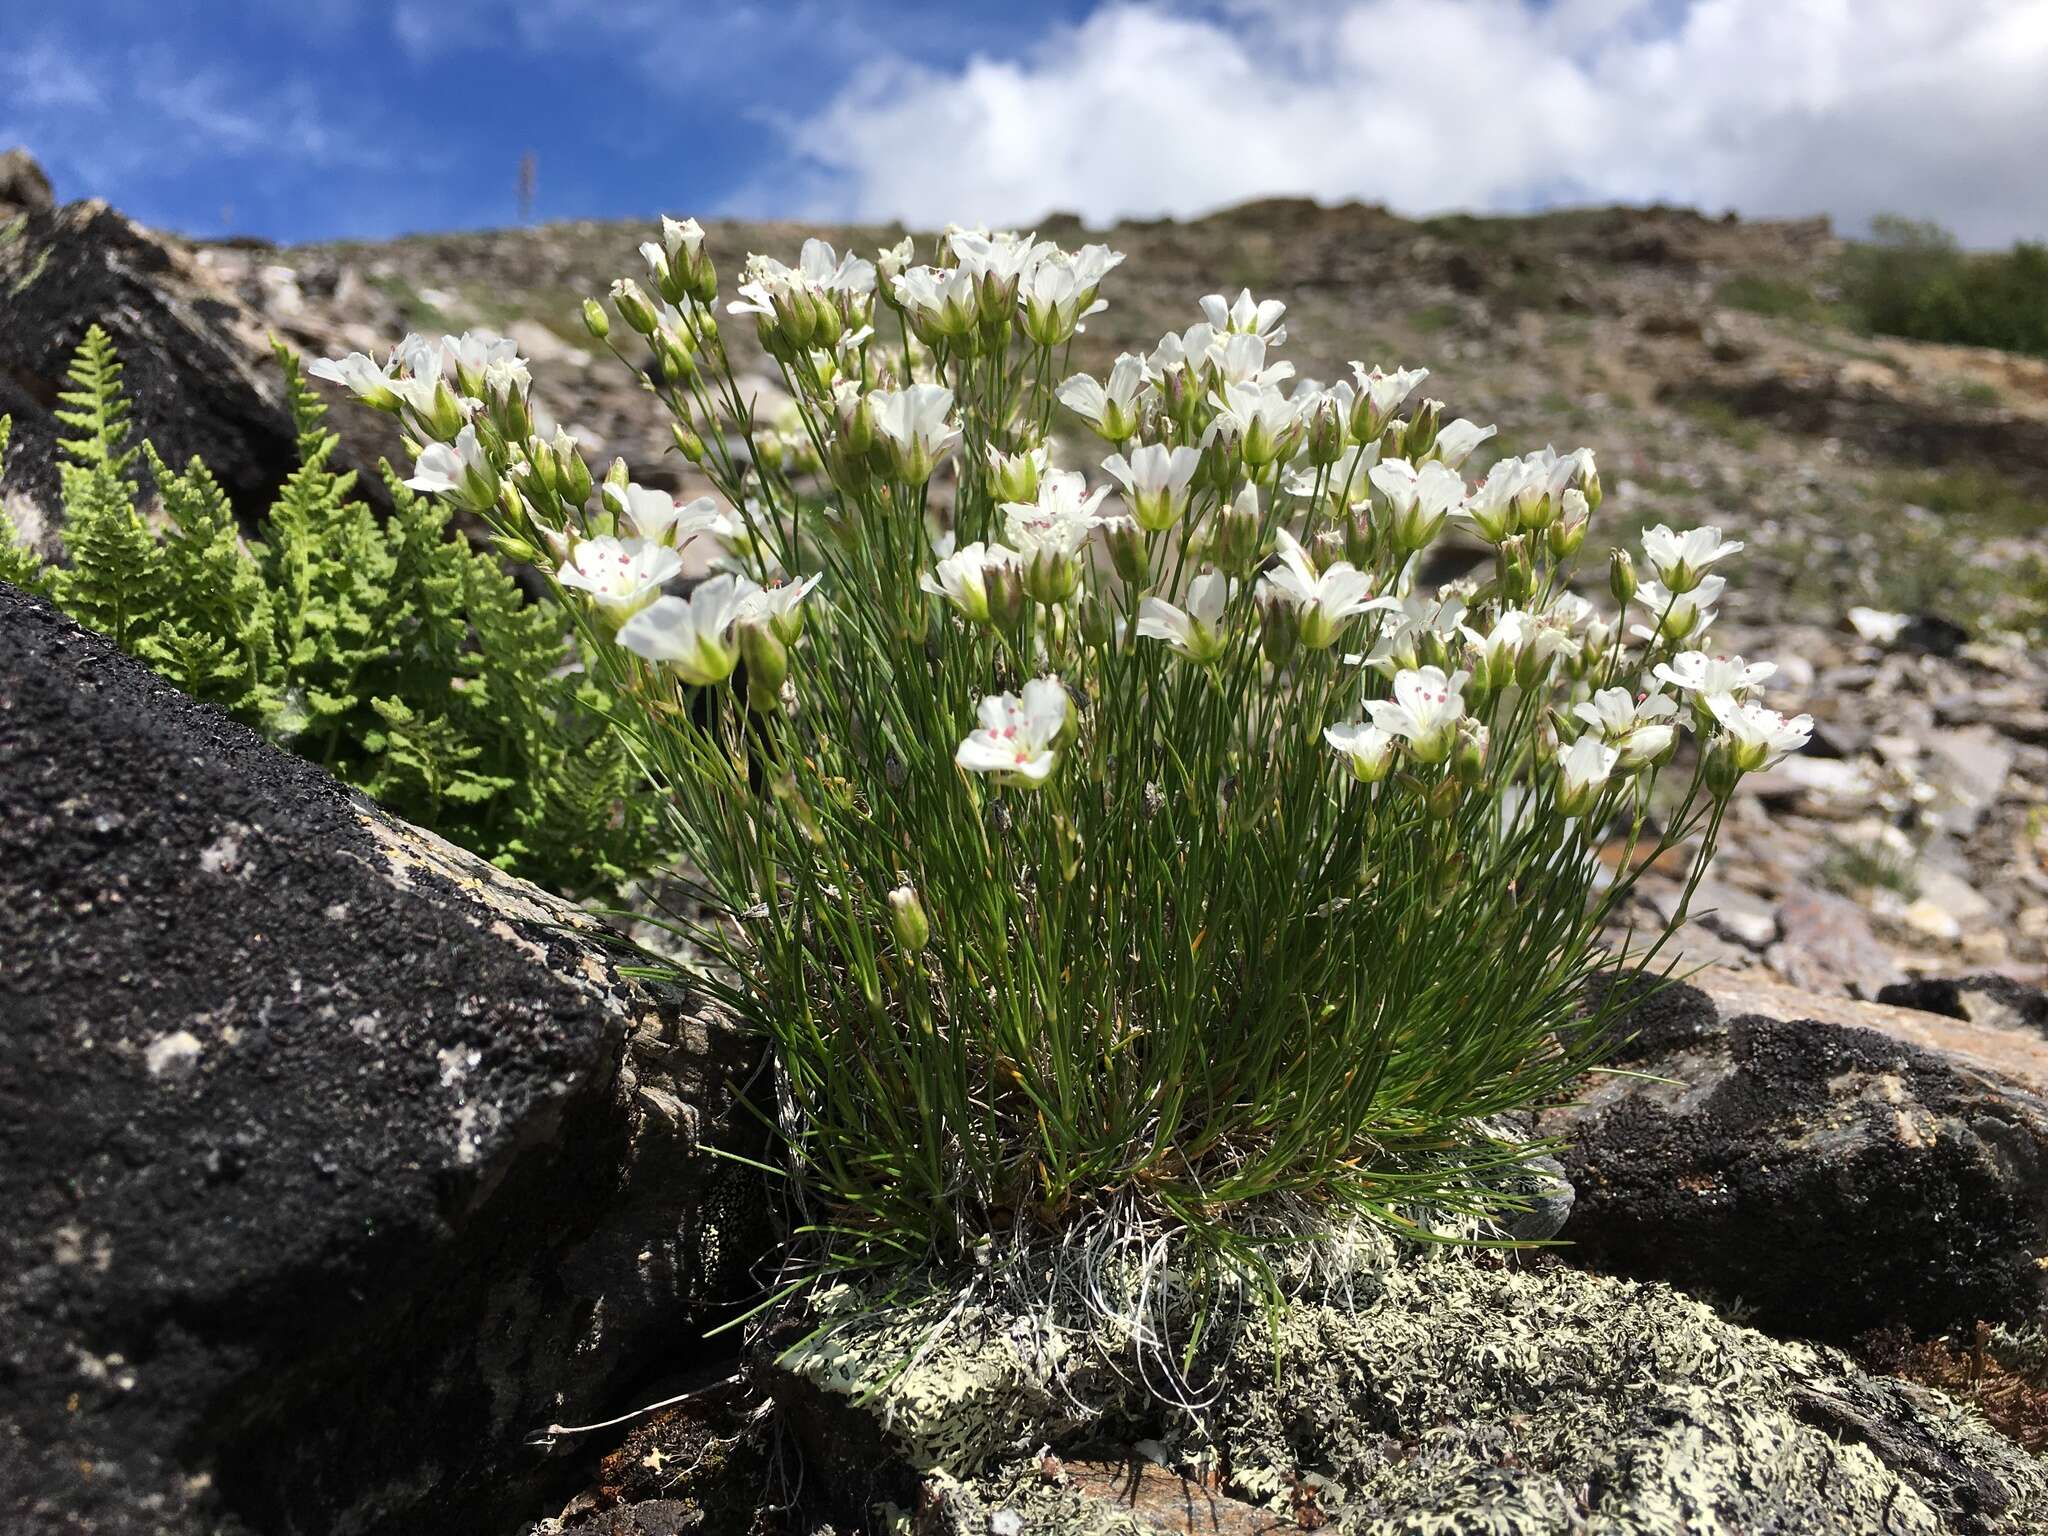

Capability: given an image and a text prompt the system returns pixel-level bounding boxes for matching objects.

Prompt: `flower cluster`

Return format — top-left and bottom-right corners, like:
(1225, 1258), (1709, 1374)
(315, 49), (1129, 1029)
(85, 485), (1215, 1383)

(317, 216), (1809, 1325)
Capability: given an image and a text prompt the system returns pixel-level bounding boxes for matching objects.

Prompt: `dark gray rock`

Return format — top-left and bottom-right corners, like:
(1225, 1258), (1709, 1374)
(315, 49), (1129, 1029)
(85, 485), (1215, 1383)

(1548, 973), (2048, 1343)
(0, 147), (54, 214)
(0, 586), (768, 1535)
(0, 201), (390, 549)
(1881, 973), (2048, 1041)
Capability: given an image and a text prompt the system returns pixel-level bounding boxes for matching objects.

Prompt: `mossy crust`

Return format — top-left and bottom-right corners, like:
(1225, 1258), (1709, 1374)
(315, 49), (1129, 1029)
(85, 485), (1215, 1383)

(773, 1257), (2046, 1534)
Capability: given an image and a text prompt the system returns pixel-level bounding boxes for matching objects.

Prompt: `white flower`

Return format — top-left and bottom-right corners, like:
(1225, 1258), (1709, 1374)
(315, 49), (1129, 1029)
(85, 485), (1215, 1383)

(1555, 734), (1619, 815)
(1101, 443), (1200, 533)
(1018, 258), (1089, 346)
(1004, 470), (1109, 603)
(1432, 418), (1498, 470)
(605, 483), (721, 547)
(1454, 456), (1532, 543)
(615, 573), (756, 685)
(1324, 720), (1398, 783)
(434, 331), (526, 409)
(1356, 586), (1471, 672)
(308, 350), (398, 409)
(1003, 470), (1110, 557)
(1206, 380), (1301, 466)
(1707, 695), (1813, 773)
(1653, 651), (1777, 702)
(1212, 332), (1290, 388)
(1348, 364), (1428, 437)
(661, 215), (705, 262)
(1057, 354), (1145, 441)
(1461, 608), (1573, 688)
(1261, 529), (1400, 650)
(406, 423), (497, 509)
(1631, 576), (1725, 644)
(869, 384), (962, 483)
(1137, 571), (1235, 663)
(893, 264), (980, 340)
(1368, 457), (1466, 551)
(1641, 524), (1743, 593)
(1201, 289), (1287, 345)
(1367, 665), (1469, 763)
(921, 541), (1019, 625)
(736, 572), (823, 642)
(1573, 686), (1679, 768)
(555, 535), (683, 621)
(956, 677), (1071, 788)
(1528, 445), (1596, 503)
(1847, 606), (1910, 645)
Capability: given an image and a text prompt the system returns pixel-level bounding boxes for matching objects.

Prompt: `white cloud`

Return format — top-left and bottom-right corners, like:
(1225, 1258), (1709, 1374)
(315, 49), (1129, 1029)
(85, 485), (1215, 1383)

(754, 0), (2048, 246)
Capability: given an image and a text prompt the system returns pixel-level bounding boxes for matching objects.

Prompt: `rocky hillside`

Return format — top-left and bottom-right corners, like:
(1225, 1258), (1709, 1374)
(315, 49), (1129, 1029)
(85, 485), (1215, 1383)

(7, 180), (2048, 995)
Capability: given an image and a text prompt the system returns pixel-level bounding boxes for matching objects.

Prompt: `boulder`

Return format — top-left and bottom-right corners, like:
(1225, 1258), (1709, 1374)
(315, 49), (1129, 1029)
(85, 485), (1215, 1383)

(1881, 974), (2048, 1045)
(1547, 970), (2048, 1344)
(740, 1258), (2045, 1535)
(0, 585), (767, 1535)
(0, 200), (393, 550)
(0, 147), (54, 214)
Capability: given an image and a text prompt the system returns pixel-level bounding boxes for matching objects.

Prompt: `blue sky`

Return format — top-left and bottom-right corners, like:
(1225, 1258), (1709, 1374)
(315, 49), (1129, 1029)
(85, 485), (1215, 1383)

(4, 0), (2045, 247)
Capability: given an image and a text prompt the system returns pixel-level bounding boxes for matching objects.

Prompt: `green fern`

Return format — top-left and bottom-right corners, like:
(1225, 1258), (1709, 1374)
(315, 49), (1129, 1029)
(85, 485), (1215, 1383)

(3, 331), (668, 899)
(48, 326), (167, 647)
(141, 445), (280, 715)
(261, 341), (398, 764)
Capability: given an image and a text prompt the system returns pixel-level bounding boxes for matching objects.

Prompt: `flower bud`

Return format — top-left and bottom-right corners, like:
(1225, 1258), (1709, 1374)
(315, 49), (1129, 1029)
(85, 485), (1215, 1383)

(1548, 488), (1589, 558)
(1312, 527), (1347, 570)
(1306, 396), (1348, 466)
(1259, 592), (1299, 667)
(1077, 594), (1115, 651)
(1454, 720), (1488, 787)
(1208, 487), (1262, 576)
(1377, 420), (1408, 463)
(1608, 549), (1637, 607)
(1496, 535), (1535, 602)
(1705, 739), (1745, 798)
(1427, 776), (1463, 820)
(1342, 514), (1376, 568)
(739, 621), (789, 712)
(1406, 399), (1442, 461)
(671, 423), (706, 464)
(886, 884), (930, 954)
(988, 447), (1040, 504)
(610, 278), (659, 336)
(581, 297), (611, 341)
(560, 443), (593, 509)
(1104, 518), (1149, 586)
(1023, 548), (1081, 606)
(986, 560), (1028, 634)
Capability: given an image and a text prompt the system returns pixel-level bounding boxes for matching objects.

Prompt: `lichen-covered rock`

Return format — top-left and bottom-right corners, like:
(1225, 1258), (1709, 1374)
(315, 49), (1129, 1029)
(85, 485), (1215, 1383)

(0, 587), (765, 1535)
(1546, 971), (2048, 1344)
(763, 1257), (2046, 1535)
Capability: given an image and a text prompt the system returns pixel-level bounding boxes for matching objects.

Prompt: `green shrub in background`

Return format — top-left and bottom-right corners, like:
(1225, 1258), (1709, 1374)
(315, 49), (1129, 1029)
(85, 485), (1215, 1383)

(1839, 216), (2048, 359)
(0, 326), (667, 899)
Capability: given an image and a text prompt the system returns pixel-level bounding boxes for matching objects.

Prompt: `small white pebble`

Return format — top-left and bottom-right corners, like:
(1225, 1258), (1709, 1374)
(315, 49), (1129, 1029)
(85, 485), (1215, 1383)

(145, 1031), (203, 1076)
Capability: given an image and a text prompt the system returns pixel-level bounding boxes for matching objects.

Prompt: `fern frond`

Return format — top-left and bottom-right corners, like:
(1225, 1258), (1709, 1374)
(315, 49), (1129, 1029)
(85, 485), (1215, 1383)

(146, 444), (279, 713)
(54, 324), (138, 480)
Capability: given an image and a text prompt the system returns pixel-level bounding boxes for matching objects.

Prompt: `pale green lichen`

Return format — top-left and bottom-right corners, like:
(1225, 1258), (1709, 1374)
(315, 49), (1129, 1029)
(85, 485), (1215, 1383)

(781, 1256), (2048, 1534)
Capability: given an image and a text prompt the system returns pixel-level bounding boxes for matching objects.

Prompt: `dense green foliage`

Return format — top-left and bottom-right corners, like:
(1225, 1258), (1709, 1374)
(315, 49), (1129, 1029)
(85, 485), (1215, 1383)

(1840, 217), (2048, 359)
(0, 327), (666, 898)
